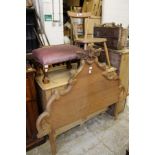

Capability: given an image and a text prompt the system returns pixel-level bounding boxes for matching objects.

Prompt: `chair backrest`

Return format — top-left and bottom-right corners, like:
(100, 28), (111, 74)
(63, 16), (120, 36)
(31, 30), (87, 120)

(67, 11), (92, 40)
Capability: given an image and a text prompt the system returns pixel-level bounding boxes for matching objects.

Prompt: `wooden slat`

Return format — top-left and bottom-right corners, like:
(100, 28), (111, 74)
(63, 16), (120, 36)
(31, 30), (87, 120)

(85, 16), (101, 35)
(82, 0), (102, 16)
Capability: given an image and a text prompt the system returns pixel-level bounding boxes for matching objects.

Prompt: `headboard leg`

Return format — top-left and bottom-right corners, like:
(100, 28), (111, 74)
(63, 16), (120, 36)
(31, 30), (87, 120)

(49, 130), (57, 155)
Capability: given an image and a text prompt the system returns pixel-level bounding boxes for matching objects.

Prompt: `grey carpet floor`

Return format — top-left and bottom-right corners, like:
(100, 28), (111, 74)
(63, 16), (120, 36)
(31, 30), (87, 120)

(27, 103), (129, 155)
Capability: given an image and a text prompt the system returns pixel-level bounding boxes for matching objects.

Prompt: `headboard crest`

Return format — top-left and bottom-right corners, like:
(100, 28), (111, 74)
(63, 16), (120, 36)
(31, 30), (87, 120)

(76, 44), (102, 64)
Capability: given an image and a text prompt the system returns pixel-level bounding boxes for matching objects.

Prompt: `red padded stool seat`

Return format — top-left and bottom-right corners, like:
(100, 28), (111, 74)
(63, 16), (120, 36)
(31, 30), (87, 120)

(32, 44), (84, 84)
(32, 44), (84, 65)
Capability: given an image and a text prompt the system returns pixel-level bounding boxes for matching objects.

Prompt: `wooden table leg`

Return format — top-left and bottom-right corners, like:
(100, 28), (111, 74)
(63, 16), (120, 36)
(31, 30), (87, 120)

(103, 42), (111, 67)
(49, 130), (57, 155)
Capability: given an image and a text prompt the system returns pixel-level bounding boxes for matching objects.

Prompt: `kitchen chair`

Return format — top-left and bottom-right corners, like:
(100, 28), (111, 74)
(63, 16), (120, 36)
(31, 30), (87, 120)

(67, 11), (111, 67)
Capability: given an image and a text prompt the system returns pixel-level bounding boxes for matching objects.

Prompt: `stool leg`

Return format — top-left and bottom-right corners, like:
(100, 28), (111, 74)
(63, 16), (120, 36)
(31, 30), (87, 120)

(103, 42), (111, 67)
(42, 65), (49, 84)
(49, 130), (57, 155)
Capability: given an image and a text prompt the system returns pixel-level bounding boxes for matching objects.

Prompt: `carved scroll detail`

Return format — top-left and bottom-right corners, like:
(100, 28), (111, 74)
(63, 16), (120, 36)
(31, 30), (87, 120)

(114, 84), (128, 119)
(95, 57), (119, 81)
(36, 112), (51, 138)
(76, 44), (101, 64)
(102, 67), (119, 80)
(95, 58), (107, 70)
(76, 44), (118, 81)
(36, 90), (60, 138)
(119, 85), (128, 102)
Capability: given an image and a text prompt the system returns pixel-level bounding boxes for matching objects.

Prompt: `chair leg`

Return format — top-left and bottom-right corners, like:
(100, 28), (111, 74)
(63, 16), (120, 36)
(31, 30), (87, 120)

(103, 42), (111, 67)
(49, 131), (57, 155)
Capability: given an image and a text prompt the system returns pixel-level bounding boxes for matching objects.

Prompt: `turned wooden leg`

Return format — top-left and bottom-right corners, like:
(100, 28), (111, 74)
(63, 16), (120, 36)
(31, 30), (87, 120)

(49, 130), (57, 155)
(103, 42), (111, 67)
(42, 65), (50, 84)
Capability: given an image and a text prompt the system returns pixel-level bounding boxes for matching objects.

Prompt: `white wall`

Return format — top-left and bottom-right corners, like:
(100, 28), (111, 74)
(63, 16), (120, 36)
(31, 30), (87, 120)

(33, 0), (64, 45)
(102, 0), (129, 28)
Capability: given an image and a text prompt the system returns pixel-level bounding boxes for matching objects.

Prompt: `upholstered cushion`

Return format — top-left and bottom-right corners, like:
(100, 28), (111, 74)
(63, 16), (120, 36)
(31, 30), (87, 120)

(32, 44), (84, 65)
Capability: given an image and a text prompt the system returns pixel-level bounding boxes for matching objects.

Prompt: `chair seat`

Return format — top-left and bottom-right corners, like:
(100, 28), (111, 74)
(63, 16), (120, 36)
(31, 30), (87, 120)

(32, 44), (84, 65)
(75, 38), (107, 44)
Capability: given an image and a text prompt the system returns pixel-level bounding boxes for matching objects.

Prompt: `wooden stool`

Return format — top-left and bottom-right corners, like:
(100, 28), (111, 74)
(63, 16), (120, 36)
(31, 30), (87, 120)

(32, 44), (84, 84)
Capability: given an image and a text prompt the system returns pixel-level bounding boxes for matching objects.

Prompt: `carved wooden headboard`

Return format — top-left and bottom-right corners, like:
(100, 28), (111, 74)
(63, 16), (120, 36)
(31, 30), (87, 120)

(36, 45), (127, 139)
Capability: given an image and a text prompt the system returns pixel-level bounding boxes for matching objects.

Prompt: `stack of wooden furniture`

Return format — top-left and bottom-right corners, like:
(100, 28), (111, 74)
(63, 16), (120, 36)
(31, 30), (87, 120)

(67, 0), (102, 46)
(82, 0), (102, 36)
